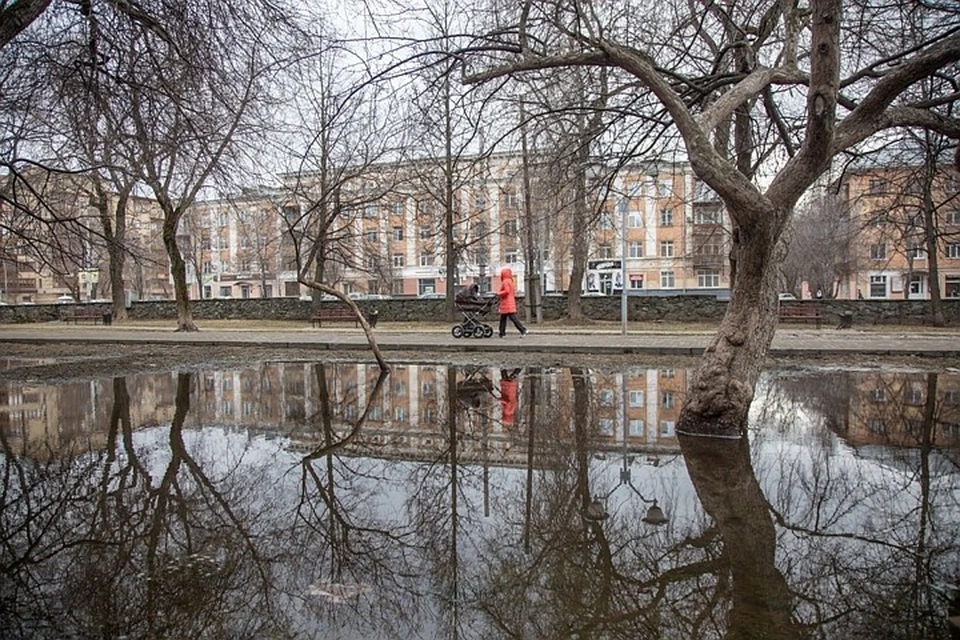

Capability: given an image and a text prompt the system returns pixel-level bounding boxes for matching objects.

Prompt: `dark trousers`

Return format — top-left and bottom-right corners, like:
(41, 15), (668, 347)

(499, 313), (526, 336)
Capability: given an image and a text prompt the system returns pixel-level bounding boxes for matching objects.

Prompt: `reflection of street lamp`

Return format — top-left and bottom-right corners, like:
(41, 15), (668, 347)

(584, 456), (668, 526)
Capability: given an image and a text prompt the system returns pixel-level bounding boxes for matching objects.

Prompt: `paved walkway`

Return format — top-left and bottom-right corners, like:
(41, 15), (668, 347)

(1, 322), (958, 358)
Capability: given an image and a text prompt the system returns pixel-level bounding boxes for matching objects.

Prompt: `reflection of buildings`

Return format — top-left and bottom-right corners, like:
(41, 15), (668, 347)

(0, 363), (685, 464)
(0, 372), (178, 459)
(842, 371), (960, 449)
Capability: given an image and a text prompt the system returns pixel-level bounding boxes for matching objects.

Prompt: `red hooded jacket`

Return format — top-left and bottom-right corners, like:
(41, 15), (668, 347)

(500, 377), (517, 426)
(497, 267), (517, 314)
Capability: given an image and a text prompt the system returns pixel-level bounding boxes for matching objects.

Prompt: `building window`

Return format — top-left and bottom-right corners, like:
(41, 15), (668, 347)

(659, 241), (674, 257)
(504, 250), (518, 264)
(391, 202), (404, 216)
(420, 253), (434, 267)
(870, 387), (887, 403)
(629, 275), (644, 289)
(504, 191), (519, 209)
(697, 269), (720, 288)
(907, 244), (927, 260)
(660, 208), (673, 227)
(392, 254), (404, 268)
(420, 227), (432, 240)
(908, 275), (925, 297)
(946, 276), (960, 298)
(661, 391), (674, 409)
(694, 207), (720, 224)
(203, 261), (213, 274)
(629, 390), (645, 407)
(364, 204), (376, 218)
(629, 419), (645, 436)
(598, 418), (614, 436)
(475, 193), (486, 209)
(660, 270), (675, 288)
(219, 286), (232, 298)
(599, 244), (614, 259)
(392, 226), (404, 241)
(599, 213), (613, 230)
(869, 274), (887, 298)
(628, 242), (643, 258)
(659, 421), (675, 437)
(868, 178), (886, 195)
(418, 278), (436, 296)
(945, 210), (960, 225)
(946, 243), (960, 259)
(365, 230), (378, 243)
(392, 279), (404, 295)
(870, 243), (886, 260)
(628, 212), (642, 228)
(503, 219), (518, 236)
(203, 285), (211, 298)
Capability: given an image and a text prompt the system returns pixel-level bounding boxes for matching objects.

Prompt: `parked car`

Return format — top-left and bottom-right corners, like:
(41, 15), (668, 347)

(418, 292), (445, 299)
(55, 295), (76, 304)
(778, 293), (797, 301)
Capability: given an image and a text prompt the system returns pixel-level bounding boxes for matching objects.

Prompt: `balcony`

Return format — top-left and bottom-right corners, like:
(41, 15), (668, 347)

(692, 253), (725, 267)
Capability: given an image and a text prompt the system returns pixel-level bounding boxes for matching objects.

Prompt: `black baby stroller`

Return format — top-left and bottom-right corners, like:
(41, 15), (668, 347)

(452, 284), (497, 338)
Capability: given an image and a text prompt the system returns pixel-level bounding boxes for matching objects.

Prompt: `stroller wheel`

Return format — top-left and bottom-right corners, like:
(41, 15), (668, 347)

(472, 325), (485, 338)
(483, 325), (493, 338)
(451, 325), (464, 339)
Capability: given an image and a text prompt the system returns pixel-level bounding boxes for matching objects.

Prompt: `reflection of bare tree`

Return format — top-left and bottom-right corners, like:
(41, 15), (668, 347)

(295, 365), (427, 632)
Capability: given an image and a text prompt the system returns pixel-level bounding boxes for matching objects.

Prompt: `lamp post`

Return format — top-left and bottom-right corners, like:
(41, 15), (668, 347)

(620, 195), (628, 336)
(583, 458), (668, 525)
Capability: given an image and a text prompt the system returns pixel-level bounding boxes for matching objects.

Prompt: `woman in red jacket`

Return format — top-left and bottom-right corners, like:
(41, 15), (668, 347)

(496, 267), (528, 337)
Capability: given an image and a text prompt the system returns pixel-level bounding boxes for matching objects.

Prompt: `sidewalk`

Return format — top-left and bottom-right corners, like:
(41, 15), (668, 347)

(1, 322), (958, 358)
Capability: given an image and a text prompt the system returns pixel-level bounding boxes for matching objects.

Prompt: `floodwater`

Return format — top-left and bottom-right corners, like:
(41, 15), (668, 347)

(1, 359), (959, 639)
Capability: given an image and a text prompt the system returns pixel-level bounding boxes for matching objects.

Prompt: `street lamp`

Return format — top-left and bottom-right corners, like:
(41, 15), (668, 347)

(583, 456), (669, 526)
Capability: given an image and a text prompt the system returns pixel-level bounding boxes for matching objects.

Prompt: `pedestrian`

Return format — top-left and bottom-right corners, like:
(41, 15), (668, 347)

(499, 368), (521, 427)
(496, 267), (528, 338)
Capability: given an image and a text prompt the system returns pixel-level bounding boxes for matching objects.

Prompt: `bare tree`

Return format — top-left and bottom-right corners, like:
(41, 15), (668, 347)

(455, 0), (960, 435)
(782, 188), (854, 298)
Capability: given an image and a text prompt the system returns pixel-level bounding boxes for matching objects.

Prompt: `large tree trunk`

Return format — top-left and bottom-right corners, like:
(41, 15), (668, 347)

(678, 218), (782, 437)
(106, 189), (130, 322)
(162, 215), (197, 331)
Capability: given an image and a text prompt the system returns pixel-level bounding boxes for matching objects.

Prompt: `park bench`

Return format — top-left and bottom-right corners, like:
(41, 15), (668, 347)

(310, 305), (378, 328)
(60, 306), (112, 325)
(777, 304), (822, 329)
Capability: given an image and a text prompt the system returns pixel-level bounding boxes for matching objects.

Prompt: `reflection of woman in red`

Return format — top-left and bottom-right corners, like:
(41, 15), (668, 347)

(500, 368), (521, 427)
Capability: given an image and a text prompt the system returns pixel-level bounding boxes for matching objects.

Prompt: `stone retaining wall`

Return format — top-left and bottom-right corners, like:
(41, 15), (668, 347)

(1, 296), (957, 325)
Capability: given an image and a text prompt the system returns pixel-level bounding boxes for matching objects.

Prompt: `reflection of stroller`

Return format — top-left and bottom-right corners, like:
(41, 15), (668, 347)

(452, 285), (497, 339)
(456, 367), (495, 408)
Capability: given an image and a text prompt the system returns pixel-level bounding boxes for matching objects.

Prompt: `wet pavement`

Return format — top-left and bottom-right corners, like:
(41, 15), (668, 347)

(1, 322), (958, 357)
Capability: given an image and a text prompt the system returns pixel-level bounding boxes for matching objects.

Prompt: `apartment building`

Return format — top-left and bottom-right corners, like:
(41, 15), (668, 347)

(0, 171), (169, 304)
(837, 165), (960, 300)
(175, 153), (732, 300)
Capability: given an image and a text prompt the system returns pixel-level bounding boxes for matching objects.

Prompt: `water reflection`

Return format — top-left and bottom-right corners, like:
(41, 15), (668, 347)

(1, 363), (958, 638)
